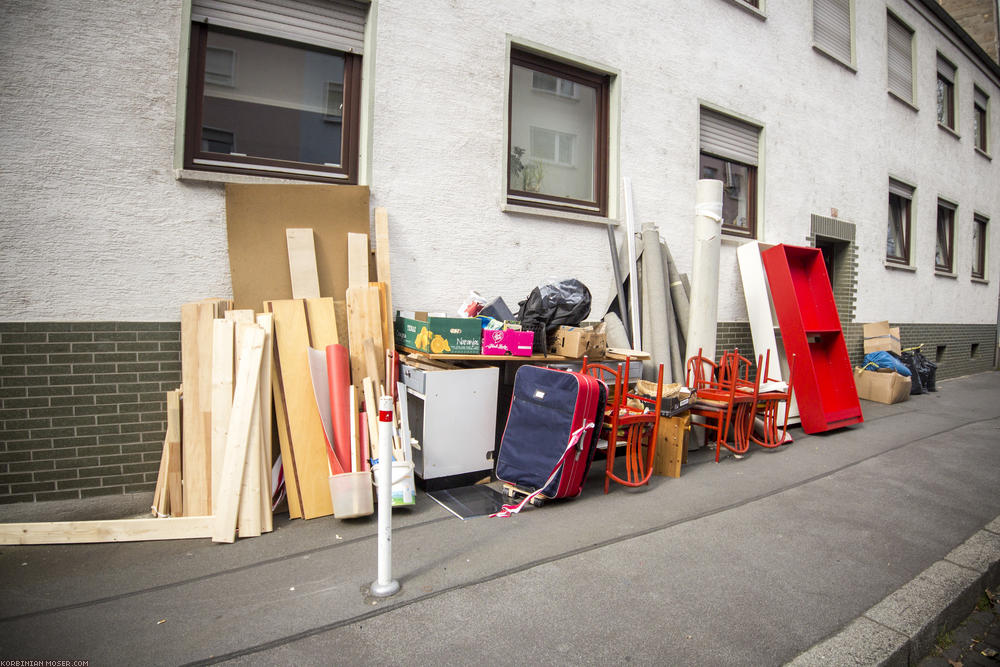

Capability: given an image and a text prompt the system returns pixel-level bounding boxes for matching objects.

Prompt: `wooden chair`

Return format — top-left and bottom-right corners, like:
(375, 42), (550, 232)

(687, 348), (758, 463)
(747, 350), (796, 449)
(605, 363), (664, 492)
(581, 356), (628, 493)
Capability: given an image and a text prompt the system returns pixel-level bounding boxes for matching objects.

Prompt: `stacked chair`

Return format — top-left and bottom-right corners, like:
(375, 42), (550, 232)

(582, 357), (665, 493)
(687, 347), (796, 462)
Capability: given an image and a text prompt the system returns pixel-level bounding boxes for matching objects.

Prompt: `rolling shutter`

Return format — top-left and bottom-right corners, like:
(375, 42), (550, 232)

(814, 0), (853, 64)
(974, 86), (988, 110)
(700, 108), (759, 166)
(889, 178), (914, 199)
(887, 14), (913, 102)
(937, 54), (956, 83)
(191, 0), (367, 54)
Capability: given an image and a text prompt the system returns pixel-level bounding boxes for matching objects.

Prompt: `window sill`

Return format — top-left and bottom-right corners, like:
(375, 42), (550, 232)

(502, 203), (618, 226)
(937, 123), (961, 140)
(812, 45), (857, 73)
(975, 147), (993, 161)
(174, 168), (335, 186)
(716, 0), (766, 21)
(934, 269), (958, 279)
(887, 90), (918, 112)
(721, 233), (756, 245)
(884, 260), (916, 272)
(972, 276), (989, 285)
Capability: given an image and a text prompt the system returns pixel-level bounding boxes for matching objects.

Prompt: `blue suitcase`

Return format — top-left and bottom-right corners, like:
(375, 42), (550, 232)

(494, 365), (607, 513)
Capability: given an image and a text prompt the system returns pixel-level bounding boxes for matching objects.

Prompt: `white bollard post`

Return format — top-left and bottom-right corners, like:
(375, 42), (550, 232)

(370, 394), (400, 597)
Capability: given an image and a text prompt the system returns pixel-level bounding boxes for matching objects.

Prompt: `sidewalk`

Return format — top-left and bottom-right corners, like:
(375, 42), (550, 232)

(1, 371), (999, 666)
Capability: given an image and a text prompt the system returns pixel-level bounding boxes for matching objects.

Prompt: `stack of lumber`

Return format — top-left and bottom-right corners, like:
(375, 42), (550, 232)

(0, 193), (401, 545)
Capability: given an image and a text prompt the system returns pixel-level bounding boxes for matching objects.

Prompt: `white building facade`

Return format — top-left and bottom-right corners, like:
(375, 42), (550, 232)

(1, 0), (999, 502)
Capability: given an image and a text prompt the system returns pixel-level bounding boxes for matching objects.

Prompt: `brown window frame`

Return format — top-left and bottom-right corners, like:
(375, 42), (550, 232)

(887, 190), (912, 266)
(974, 89), (989, 153)
(935, 200), (956, 273)
(699, 152), (757, 239)
(972, 215), (988, 279)
(936, 56), (956, 131)
(507, 48), (610, 217)
(184, 22), (361, 184)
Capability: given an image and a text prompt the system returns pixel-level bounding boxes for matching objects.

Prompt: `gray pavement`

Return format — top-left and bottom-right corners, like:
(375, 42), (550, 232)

(2, 371), (1000, 666)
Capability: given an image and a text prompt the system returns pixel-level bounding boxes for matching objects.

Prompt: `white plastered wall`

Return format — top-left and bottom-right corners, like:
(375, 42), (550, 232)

(1, 0), (998, 326)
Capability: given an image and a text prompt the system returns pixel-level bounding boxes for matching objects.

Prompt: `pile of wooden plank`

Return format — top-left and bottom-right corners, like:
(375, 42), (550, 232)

(0, 200), (401, 545)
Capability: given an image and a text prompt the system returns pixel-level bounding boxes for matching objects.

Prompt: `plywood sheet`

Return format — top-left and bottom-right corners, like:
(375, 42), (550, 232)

(225, 184), (370, 311)
(267, 299), (335, 519)
(180, 301), (216, 517)
(346, 285), (383, 390)
(286, 228), (322, 299)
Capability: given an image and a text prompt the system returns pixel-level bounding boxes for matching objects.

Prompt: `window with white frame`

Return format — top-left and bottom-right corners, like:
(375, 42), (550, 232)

(974, 86), (990, 154)
(886, 12), (914, 105)
(887, 179), (914, 265)
(183, 0), (367, 183)
(935, 199), (956, 273)
(813, 0), (854, 67)
(936, 53), (957, 131)
(507, 46), (611, 216)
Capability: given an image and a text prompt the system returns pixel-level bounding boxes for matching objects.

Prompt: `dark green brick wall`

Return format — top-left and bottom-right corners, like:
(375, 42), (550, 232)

(0, 322), (181, 504)
(716, 321), (997, 379)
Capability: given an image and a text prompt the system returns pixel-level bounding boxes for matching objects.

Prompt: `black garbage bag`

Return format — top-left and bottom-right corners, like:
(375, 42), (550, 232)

(898, 350), (925, 394)
(913, 348), (937, 392)
(516, 279), (592, 352)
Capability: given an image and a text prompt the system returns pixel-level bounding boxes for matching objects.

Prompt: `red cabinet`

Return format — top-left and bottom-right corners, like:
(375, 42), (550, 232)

(761, 244), (862, 434)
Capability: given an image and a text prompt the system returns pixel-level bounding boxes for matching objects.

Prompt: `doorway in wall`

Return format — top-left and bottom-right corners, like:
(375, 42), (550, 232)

(810, 214), (857, 326)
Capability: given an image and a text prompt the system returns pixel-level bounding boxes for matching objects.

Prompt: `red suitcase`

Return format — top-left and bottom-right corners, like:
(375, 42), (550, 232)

(493, 365), (607, 516)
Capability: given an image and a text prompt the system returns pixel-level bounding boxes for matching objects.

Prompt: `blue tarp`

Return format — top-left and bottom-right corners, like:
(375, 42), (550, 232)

(863, 351), (911, 376)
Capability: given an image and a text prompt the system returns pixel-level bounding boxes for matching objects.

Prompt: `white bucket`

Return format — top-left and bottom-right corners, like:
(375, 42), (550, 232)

(329, 471), (374, 519)
(371, 460), (416, 507)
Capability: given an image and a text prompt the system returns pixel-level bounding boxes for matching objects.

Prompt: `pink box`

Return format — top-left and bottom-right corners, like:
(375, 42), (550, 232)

(481, 329), (534, 357)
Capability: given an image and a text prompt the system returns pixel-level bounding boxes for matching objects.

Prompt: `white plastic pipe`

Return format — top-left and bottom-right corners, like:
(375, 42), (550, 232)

(370, 394), (400, 597)
(623, 177), (641, 350)
(685, 179), (724, 371)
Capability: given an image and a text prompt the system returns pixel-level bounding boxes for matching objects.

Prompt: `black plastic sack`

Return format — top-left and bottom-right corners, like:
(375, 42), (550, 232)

(913, 348), (937, 392)
(897, 348), (938, 394)
(516, 279), (592, 352)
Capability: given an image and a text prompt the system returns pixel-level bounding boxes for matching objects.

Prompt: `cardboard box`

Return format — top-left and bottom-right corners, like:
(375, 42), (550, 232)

(863, 321), (902, 355)
(481, 329), (534, 357)
(395, 312), (481, 354)
(548, 324), (607, 359)
(426, 316), (482, 354)
(854, 367), (910, 404)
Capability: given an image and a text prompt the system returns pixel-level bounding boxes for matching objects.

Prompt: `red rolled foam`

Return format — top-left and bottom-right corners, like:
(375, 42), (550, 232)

(327, 344), (354, 473)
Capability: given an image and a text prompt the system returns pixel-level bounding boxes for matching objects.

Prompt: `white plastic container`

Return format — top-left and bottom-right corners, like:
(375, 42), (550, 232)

(371, 460), (416, 507)
(329, 471), (374, 519)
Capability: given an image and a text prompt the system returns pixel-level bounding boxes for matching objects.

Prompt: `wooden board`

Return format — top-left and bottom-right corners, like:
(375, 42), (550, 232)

(346, 285), (383, 391)
(265, 302), (302, 519)
(180, 301), (215, 517)
(210, 319), (235, 512)
(347, 232), (370, 289)
(285, 228), (322, 299)
(152, 435), (170, 516)
(236, 322), (263, 539)
(304, 297), (338, 347)
(0, 517), (215, 545)
(266, 299), (335, 519)
(255, 313), (275, 533)
(374, 208), (394, 351)
(166, 389), (183, 517)
(213, 326), (265, 543)
(652, 414), (690, 478)
(225, 184), (370, 311)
